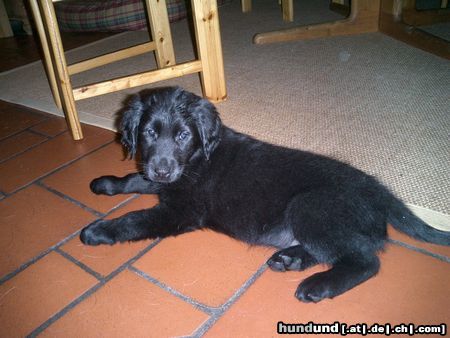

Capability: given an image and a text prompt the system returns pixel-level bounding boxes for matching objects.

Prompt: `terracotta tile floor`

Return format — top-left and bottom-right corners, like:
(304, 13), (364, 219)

(0, 100), (449, 338)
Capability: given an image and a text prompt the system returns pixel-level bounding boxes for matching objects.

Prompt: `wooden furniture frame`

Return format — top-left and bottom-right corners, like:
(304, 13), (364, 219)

(29, 0), (227, 140)
(253, 0), (380, 44)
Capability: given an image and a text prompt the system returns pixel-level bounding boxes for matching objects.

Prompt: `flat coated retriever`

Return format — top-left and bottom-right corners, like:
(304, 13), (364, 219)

(81, 87), (449, 302)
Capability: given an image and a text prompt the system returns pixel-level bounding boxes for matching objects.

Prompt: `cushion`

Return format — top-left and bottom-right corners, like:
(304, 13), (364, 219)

(55, 0), (232, 32)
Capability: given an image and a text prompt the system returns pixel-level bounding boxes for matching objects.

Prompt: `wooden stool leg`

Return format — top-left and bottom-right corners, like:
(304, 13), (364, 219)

(281, 0), (294, 22)
(254, 0), (380, 44)
(29, 0), (62, 110)
(191, 0), (227, 102)
(144, 0), (175, 68)
(39, 0), (83, 140)
(242, 0), (252, 13)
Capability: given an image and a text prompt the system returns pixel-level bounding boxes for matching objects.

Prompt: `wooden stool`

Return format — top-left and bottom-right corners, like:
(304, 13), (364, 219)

(29, 0), (227, 140)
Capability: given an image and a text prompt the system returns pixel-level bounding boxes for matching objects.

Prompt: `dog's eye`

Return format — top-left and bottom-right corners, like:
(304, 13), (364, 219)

(147, 128), (157, 138)
(177, 130), (190, 141)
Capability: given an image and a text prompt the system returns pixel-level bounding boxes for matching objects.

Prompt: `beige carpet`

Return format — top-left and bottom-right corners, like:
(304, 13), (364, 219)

(1, 0), (449, 228)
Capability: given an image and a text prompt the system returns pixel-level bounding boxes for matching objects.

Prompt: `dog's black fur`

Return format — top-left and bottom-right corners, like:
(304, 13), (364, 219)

(81, 87), (450, 302)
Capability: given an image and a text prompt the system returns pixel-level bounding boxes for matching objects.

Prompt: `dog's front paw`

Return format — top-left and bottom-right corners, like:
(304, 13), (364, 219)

(90, 176), (118, 195)
(80, 220), (117, 246)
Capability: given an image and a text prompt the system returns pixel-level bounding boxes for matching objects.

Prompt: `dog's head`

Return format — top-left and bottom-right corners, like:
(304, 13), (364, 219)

(120, 87), (221, 183)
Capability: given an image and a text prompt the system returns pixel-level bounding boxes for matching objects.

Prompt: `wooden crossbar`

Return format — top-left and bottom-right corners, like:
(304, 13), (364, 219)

(73, 60), (203, 101)
(68, 41), (157, 75)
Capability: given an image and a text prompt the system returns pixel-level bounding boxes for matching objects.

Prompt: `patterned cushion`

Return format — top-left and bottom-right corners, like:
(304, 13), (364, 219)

(55, 0), (231, 32)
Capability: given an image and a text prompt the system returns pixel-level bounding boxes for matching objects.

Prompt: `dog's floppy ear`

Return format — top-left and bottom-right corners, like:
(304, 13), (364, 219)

(119, 95), (144, 158)
(182, 90), (222, 160)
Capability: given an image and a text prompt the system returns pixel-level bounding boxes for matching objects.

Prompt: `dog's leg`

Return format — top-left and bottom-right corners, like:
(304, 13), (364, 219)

(80, 205), (188, 246)
(267, 245), (318, 272)
(90, 173), (160, 195)
(295, 255), (380, 303)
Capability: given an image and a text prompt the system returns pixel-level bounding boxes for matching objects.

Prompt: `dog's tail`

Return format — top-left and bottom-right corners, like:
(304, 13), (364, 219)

(388, 198), (450, 246)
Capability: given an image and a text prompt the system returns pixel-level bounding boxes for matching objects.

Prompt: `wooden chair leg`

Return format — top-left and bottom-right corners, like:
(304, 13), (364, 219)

(144, 0), (176, 68)
(29, 0), (62, 110)
(39, 0), (83, 140)
(191, 0), (227, 102)
(254, 0), (380, 44)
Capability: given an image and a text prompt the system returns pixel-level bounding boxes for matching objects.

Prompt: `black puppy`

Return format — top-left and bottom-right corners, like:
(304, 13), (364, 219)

(81, 87), (449, 303)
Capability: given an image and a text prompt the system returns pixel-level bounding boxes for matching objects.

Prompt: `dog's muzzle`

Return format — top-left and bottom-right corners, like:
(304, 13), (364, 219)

(147, 158), (180, 183)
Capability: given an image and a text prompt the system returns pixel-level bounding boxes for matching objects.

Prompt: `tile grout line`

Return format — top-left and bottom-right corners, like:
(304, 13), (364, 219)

(0, 116), (59, 164)
(128, 266), (219, 316)
(36, 181), (105, 218)
(0, 116), (69, 165)
(54, 247), (104, 281)
(0, 115), (51, 143)
(0, 230), (84, 285)
(128, 262), (270, 337)
(0, 248), (53, 286)
(0, 126), (44, 143)
(26, 282), (105, 338)
(26, 128), (53, 138)
(1, 139), (116, 198)
(27, 239), (162, 337)
(27, 127), (67, 139)
(101, 193), (142, 215)
(0, 136), (50, 165)
(37, 168), (143, 220)
(388, 239), (450, 263)
(192, 263), (269, 338)
(0, 189), (142, 285)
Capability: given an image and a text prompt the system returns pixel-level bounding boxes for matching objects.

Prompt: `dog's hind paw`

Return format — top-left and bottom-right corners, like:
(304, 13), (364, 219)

(295, 274), (334, 303)
(267, 246), (317, 272)
(267, 253), (303, 272)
